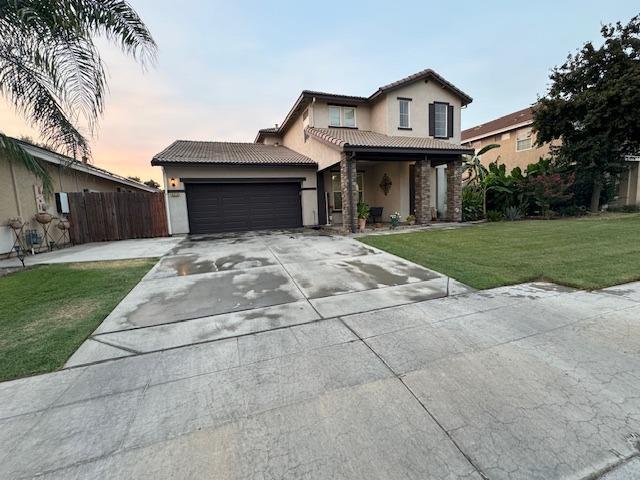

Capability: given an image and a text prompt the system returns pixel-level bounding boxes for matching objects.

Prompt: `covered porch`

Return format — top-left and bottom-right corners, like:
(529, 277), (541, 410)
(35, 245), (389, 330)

(316, 150), (465, 233)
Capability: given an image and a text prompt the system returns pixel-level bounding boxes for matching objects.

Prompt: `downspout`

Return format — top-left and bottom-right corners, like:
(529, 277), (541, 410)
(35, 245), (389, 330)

(162, 167), (173, 235)
(347, 151), (356, 233)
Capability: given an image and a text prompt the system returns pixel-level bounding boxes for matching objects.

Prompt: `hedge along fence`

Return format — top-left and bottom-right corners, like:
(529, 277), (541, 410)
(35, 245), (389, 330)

(68, 192), (168, 244)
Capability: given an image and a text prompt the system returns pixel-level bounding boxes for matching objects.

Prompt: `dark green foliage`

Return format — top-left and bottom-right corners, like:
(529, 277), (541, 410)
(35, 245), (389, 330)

(357, 201), (370, 220)
(486, 210), (504, 222)
(533, 15), (640, 212)
(462, 186), (484, 221)
(504, 206), (523, 221)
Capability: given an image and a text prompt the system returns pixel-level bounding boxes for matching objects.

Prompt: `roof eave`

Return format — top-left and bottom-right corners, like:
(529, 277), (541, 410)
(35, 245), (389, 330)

(345, 145), (474, 155)
(151, 159), (317, 168)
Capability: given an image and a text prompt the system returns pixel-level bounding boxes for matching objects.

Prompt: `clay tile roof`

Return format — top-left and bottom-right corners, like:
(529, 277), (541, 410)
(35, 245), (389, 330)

(151, 140), (316, 166)
(461, 107), (534, 142)
(305, 127), (473, 153)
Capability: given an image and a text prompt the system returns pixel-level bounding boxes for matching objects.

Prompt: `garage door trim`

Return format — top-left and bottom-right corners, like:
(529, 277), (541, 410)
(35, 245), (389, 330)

(185, 180), (303, 234)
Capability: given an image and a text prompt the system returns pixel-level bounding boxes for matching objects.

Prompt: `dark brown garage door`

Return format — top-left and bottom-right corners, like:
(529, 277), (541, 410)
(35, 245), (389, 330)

(185, 182), (302, 234)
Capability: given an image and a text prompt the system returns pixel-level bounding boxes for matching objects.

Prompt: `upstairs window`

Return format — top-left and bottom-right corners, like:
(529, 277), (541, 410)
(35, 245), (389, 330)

(434, 103), (448, 138)
(328, 105), (356, 128)
(398, 98), (411, 128)
(516, 128), (533, 151)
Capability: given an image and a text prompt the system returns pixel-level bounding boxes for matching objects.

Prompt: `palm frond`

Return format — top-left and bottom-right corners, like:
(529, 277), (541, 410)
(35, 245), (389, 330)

(0, 133), (54, 195)
(0, 0), (156, 160)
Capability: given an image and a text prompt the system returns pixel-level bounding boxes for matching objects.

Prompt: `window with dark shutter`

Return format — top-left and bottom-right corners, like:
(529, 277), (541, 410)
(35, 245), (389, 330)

(447, 105), (454, 138)
(428, 103), (435, 136)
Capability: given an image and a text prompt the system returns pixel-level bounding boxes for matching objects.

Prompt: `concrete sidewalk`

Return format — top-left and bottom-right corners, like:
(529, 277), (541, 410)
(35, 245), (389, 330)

(0, 236), (183, 269)
(1, 280), (639, 479)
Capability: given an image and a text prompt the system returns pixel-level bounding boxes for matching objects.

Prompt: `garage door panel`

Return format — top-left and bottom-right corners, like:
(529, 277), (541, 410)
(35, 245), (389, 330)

(186, 182), (302, 234)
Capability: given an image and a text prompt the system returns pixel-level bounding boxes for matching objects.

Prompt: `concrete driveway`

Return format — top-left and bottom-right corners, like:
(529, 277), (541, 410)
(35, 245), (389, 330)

(1, 231), (640, 479)
(65, 230), (464, 365)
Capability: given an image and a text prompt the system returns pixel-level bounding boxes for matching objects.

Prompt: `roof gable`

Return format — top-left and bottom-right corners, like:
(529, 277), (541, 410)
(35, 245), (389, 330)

(256, 68), (472, 142)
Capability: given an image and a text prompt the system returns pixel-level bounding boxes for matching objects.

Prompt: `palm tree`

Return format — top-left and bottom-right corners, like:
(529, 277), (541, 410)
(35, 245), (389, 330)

(0, 0), (156, 193)
(463, 143), (500, 216)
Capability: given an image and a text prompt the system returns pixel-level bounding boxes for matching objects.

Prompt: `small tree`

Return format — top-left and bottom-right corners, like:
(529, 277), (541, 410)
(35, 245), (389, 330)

(533, 15), (640, 212)
(144, 179), (161, 189)
(127, 176), (142, 182)
(463, 143), (500, 216)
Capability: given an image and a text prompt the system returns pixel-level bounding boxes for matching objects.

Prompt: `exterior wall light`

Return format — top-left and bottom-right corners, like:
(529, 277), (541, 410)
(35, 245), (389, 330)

(169, 177), (177, 188)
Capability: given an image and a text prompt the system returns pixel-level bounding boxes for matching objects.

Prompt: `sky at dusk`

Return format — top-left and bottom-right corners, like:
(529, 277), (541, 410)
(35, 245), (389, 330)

(1, 0), (638, 185)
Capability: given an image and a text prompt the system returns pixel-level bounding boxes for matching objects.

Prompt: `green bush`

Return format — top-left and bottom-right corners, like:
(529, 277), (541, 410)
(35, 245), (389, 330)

(462, 186), (484, 222)
(357, 202), (370, 220)
(487, 210), (504, 222)
(504, 206), (523, 221)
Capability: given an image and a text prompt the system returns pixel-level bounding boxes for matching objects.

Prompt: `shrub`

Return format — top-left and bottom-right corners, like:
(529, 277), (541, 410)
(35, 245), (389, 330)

(621, 204), (640, 213)
(487, 210), (504, 222)
(462, 186), (484, 222)
(503, 206), (523, 221)
(357, 202), (370, 220)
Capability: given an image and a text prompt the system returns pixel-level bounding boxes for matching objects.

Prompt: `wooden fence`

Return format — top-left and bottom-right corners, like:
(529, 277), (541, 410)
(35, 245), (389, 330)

(68, 192), (168, 244)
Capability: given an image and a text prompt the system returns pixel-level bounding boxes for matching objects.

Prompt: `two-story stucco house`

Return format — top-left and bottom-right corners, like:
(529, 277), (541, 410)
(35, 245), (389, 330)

(152, 68), (474, 234)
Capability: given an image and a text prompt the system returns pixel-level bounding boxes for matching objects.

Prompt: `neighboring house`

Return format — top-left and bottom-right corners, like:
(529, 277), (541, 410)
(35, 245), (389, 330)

(461, 107), (551, 172)
(462, 107), (640, 207)
(1, 138), (158, 254)
(152, 68), (474, 234)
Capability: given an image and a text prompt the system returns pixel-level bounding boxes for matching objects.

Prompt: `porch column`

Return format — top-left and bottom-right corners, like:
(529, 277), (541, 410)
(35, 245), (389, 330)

(414, 157), (432, 224)
(446, 157), (463, 222)
(340, 152), (357, 233)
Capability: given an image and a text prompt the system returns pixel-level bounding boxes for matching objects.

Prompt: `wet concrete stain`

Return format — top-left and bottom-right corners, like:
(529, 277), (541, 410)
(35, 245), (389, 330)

(160, 255), (217, 276)
(122, 268), (300, 328)
(345, 259), (438, 286)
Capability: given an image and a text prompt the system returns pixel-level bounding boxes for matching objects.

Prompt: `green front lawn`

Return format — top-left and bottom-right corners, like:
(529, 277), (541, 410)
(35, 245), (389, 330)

(0, 259), (155, 382)
(359, 214), (640, 290)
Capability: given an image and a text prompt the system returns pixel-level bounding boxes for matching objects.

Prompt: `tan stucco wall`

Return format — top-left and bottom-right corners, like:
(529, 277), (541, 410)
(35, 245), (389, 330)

(465, 127), (552, 173)
(1, 156), (150, 254)
(378, 80), (463, 142)
(162, 164), (319, 234)
(281, 112), (341, 171)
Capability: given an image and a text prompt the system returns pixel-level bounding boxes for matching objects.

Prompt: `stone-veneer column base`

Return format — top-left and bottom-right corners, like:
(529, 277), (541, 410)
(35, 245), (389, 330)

(447, 157), (463, 222)
(340, 153), (357, 233)
(414, 158), (432, 224)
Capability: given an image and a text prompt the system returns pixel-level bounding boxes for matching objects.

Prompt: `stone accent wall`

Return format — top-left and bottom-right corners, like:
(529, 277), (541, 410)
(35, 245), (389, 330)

(414, 158), (432, 224)
(340, 153), (357, 233)
(446, 157), (463, 222)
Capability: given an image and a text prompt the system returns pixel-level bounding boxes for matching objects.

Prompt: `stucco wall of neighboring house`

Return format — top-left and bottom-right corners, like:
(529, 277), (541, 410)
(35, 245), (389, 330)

(281, 112), (342, 171)
(612, 161), (640, 207)
(1, 155), (151, 254)
(465, 127), (552, 173)
(161, 164), (319, 234)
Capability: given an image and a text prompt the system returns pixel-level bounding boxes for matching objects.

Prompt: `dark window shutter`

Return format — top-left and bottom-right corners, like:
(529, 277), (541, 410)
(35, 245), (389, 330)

(428, 103), (435, 137)
(447, 104), (454, 138)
